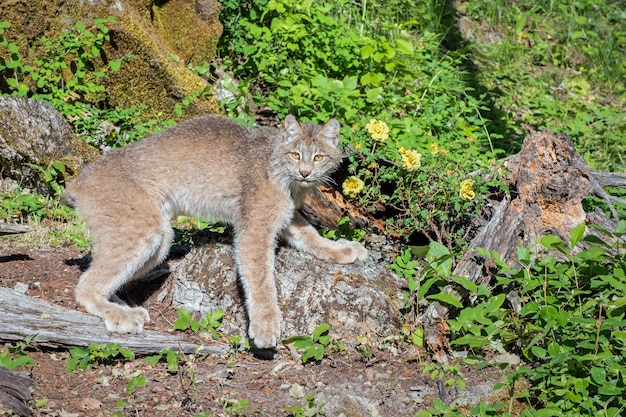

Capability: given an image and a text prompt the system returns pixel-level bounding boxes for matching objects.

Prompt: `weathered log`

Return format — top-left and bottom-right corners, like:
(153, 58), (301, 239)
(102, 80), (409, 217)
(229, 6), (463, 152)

(420, 130), (626, 361)
(0, 366), (34, 416)
(0, 287), (228, 355)
(0, 224), (31, 236)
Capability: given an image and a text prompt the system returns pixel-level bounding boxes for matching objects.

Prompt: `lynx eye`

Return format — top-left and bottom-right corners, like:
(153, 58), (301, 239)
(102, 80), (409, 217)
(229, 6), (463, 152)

(313, 154), (324, 162)
(289, 152), (301, 160)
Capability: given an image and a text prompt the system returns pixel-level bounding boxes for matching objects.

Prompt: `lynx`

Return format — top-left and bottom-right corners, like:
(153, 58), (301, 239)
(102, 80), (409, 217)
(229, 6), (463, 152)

(61, 114), (368, 349)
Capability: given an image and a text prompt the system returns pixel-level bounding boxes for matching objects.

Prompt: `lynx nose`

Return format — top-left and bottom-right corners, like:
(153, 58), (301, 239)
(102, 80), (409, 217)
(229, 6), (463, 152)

(300, 169), (311, 178)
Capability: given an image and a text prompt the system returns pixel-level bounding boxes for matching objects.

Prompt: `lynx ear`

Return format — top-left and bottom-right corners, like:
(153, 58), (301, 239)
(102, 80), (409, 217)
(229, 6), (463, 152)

(319, 118), (340, 147)
(283, 114), (302, 142)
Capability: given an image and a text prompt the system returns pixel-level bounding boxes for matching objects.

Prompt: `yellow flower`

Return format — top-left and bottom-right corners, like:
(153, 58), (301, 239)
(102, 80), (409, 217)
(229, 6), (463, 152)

(400, 149), (422, 172)
(459, 179), (476, 201)
(441, 149), (449, 155)
(365, 119), (389, 141)
(430, 142), (439, 155)
(342, 176), (365, 198)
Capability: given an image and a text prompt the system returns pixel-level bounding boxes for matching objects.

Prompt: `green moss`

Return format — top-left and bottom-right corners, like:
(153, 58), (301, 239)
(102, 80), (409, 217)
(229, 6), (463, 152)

(152, 0), (223, 63)
(106, 10), (219, 122)
(0, 0), (221, 125)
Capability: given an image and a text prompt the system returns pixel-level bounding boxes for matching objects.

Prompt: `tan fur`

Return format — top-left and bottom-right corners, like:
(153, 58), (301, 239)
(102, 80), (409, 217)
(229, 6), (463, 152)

(62, 114), (368, 348)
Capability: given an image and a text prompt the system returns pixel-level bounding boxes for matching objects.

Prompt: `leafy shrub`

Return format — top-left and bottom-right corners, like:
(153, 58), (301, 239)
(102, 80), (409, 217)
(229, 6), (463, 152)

(218, 0), (506, 243)
(414, 222), (626, 415)
(0, 18), (173, 150)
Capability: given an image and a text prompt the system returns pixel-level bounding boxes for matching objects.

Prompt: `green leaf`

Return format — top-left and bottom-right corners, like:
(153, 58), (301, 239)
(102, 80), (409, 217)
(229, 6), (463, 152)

(590, 366), (606, 384)
(451, 275), (477, 294)
(450, 334), (489, 348)
(569, 223), (586, 248)
(410, 245), (429, 258)
(395, 38), (414, 54)
(360, 44), (375, 59)
(313, 323), (330, 342)
(300, 344), (324, 362)
(417, 276), (441, 299)
(427, 292), (463, 308)
(109, 59), (122, 71)
(484, 293), (505, 313)
(598, 384), (624, 395)
(531, 345), (547, 359)
(426, 241), (452, 277)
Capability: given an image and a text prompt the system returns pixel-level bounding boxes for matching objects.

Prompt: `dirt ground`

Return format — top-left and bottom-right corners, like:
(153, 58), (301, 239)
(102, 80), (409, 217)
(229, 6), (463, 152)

(0, 238), (511, 417)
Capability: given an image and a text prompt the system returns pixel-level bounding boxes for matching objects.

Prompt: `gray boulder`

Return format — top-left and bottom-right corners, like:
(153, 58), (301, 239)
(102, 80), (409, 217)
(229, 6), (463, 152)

(0, 97), (99, 191)
(171, 233), (405, 343)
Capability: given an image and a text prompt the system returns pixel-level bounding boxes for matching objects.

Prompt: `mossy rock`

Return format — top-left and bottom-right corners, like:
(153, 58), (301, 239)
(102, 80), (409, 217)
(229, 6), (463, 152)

(0, 0), (222, 123)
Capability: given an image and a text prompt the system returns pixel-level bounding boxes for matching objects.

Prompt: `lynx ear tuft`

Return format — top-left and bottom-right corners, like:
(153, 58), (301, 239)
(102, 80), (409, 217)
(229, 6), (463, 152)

(319, 118), (340, 147)
(283, 114), (302, 142)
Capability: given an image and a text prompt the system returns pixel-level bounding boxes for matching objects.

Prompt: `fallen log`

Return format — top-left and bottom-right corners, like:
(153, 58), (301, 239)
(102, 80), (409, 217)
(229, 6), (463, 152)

(0, 224), (31, 236)
(0, 287), (228, 355)
(0, 367), (34, 416)
(419, 130), (626, 361)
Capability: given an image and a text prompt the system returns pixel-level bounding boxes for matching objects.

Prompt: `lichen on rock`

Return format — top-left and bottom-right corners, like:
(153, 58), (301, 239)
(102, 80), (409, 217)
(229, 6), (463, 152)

(171, 233), (405, 344)
(0, 97), (100, 190)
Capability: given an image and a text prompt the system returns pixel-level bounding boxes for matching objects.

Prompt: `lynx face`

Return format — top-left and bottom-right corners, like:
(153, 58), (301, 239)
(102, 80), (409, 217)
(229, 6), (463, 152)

(280, 115), (341, 187)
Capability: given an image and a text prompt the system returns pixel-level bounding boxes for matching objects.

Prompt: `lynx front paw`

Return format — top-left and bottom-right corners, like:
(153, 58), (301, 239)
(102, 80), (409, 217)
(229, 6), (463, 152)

(332, 239), (369, 264)
(102, 304), (151, 334)
(247, 311), (282, 349)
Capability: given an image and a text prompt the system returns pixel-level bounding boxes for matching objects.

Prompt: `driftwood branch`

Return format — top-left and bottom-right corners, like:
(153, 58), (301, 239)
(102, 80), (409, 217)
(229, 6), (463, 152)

(0, 288), (228, 355)
(0, 367), (34, 416)
(0, 224), (31, 236)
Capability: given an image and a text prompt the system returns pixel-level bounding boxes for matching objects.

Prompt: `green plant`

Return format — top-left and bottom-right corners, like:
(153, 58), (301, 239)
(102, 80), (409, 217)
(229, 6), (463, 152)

(146, 348), (184, 374)
(66, 343), (135, 372)
(173, 308), (225, 339)
(438, 222), (626, 415)
(0, 18), (190, 150)
(126, 374), (148, 395)
(220, 397), (250, 415)
(283, 323), (344, 363)
(217, 0), (507, 243)
(320, 216), (366, 241)
(284, 393), (326, 417)
(421, 361), (466, 391)
(0, 335), (37, 370)
(24, 161), (67, 197)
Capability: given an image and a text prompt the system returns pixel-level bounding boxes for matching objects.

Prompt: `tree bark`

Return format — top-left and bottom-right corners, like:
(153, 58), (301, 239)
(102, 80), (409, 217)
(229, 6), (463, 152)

(0, 367), (34, 416)
(0, 287), (227, 355)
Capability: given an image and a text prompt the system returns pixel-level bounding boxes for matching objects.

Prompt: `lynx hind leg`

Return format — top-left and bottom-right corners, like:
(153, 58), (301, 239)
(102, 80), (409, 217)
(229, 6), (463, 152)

(76, 210), (172, 334)
(282, 213), (368, 264)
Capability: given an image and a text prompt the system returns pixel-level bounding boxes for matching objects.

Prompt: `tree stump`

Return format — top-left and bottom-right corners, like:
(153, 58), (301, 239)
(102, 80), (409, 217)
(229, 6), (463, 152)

(0, 366), (34, 416)
(420, 130), (626, 361)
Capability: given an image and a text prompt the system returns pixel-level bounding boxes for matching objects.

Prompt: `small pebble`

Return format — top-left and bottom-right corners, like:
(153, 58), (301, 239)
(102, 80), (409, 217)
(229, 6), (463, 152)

(13, 282), (29, 294)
